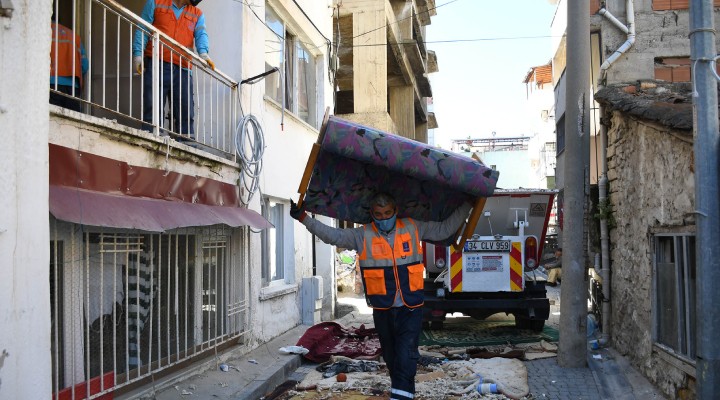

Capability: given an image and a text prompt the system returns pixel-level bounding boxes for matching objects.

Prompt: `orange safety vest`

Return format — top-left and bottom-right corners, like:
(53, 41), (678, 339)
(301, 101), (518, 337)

(144, 0), (201, 68)
(358, 218), (425, 309)
(50, 23), (83, 87)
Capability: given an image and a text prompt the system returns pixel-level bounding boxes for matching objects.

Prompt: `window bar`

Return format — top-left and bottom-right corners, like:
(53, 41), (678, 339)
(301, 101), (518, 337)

(102, 7), (107, 108)
(214, 240), (218, 344)
(156, 233), (162, 367)
(166, 232), (172, 364)
(148, 236), (155, 372)
(674, 237), (682, 352)
(84, 232), (91, 400)
(124, 236), (130, 378)
(221, 240), (226, 339)
(69, 226), (77, 400)
(112, 238), (118, 388)
(174, 233), (180, 362)
(204, 240), (209, 349)
(99, 238), (106, 392)
(52, 222), (59, 399)
(183, 233), (189, 356)
(151, 33), (161, 136)
(115, 13), (120, 112)
(683, 236), (692, 356)
(134, 237), (141, 378)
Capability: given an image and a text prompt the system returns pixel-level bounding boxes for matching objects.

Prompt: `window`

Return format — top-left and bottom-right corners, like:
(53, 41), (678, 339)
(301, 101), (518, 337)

(265, 4), (319, 128)
(654, 234), (696, 360)
(556, 115), (565, 155)
(262, 199), (286, 285)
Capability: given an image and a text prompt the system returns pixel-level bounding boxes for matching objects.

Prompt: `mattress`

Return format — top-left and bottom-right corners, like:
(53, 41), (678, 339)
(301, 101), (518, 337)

(298, 115), (499, 243)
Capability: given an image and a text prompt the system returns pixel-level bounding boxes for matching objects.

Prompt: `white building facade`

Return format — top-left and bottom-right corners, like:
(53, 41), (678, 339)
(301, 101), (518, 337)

(0, 0), (335, 398)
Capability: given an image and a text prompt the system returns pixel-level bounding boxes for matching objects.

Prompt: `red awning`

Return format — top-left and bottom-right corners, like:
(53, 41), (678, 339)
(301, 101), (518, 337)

(50, 185), (272, 231)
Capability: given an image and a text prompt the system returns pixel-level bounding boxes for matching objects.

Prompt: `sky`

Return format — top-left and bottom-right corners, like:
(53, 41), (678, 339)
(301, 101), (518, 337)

(426, 0), (559, 149)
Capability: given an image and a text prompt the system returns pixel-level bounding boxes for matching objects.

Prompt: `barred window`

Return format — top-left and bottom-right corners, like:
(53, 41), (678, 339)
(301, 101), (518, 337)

(49, 220), (249, 398)
(654, 234), (696, 360)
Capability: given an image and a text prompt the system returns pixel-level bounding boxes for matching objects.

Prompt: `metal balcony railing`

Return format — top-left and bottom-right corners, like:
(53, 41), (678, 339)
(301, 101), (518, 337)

(50, 0), (239, 156)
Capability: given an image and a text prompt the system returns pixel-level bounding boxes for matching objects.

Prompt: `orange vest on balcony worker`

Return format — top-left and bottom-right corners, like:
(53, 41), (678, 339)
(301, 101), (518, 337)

(50, 22), (88, 89)
(132, 0), (213, 70)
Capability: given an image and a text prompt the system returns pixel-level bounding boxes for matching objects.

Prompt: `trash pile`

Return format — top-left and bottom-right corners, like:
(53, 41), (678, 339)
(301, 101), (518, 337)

(335, 250), (358, 293)
(285, 341), (559, 399)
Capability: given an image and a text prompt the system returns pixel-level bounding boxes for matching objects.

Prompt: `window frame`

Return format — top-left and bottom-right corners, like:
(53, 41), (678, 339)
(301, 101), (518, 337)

(261, 197), (295, 287)
(652, 233), (696, 362)
(264, 3), (320, 128)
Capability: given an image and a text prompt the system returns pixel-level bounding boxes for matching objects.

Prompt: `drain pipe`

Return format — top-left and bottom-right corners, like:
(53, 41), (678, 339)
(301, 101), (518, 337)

(598, 1), (636, 72)
(595, 1), (635, 342)
(598, 124), (611, 340)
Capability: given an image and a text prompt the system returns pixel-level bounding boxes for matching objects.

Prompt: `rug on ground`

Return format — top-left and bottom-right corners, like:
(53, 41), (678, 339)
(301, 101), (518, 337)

(420, 317), (559, 347)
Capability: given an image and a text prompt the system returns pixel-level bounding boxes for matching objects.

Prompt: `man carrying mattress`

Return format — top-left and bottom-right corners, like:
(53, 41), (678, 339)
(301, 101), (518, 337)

(291, 192), (471, 400)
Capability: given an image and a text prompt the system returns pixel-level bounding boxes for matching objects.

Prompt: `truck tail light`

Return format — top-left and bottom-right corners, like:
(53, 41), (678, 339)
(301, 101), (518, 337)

(434, 244), (447, 269)
(525, 236), (538, 270)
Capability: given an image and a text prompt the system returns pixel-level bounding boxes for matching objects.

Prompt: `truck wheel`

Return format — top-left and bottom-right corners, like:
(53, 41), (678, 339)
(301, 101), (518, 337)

(515, 317), (545, 332)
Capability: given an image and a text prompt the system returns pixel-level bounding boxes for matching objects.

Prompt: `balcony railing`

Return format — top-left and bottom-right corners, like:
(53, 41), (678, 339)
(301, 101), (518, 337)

(50, 0), (239, 156)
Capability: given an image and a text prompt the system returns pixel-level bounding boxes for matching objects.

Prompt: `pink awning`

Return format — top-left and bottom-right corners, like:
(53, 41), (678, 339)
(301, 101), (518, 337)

(49, 185), (272, 231)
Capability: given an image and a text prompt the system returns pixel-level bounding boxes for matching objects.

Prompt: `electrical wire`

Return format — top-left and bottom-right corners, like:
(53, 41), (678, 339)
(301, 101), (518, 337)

(235, 113), (265, 206)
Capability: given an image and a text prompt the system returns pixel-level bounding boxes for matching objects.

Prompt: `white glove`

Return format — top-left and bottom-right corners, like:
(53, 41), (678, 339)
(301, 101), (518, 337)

(133, 56), (143, 74)
(199, 53), (215, 70)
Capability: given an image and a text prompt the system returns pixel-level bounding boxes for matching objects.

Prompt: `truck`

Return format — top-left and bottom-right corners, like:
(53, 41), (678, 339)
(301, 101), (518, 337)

(422, 188), (557, 331)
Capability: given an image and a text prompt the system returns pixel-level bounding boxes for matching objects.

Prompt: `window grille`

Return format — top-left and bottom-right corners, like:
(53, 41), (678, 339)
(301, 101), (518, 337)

(653, 234), (696, 360)
(49, 219), (249, 399)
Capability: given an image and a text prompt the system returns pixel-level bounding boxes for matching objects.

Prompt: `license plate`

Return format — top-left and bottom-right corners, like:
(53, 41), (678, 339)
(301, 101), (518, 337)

(464, 240), (511, 252)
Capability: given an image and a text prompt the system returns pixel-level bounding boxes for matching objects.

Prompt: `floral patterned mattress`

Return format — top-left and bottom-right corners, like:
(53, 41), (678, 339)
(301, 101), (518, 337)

(301, 115), (499, 227)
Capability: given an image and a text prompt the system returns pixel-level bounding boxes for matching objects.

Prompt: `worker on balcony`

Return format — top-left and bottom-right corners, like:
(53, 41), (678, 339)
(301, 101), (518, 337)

(291, 193), (472, 400)
(50, 18), (88, 112)
(132, 0), (215, 141)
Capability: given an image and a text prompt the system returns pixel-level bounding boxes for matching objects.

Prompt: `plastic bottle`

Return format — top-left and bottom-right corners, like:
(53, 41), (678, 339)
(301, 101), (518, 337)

(477, 383), (499, 394)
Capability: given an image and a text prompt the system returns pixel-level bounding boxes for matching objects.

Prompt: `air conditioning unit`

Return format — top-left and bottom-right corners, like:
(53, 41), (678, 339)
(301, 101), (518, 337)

(302, 276), (323, 325)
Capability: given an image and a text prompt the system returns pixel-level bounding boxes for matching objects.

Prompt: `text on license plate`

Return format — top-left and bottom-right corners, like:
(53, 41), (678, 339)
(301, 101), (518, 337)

(464, 240), (511, 252)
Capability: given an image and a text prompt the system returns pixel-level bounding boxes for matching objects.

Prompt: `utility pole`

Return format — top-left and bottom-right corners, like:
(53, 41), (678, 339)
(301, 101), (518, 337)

(689, 0), (720, 397)
(558, 0), (590, 367)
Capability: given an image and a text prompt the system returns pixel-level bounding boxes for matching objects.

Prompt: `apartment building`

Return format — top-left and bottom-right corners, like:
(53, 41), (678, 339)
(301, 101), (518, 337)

(0, 0), (335, 398)
(332, 0), (438, 142)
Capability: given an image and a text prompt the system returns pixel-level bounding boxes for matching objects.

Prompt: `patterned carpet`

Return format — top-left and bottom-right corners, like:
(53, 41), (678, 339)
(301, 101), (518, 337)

(419, 317), (559, 347)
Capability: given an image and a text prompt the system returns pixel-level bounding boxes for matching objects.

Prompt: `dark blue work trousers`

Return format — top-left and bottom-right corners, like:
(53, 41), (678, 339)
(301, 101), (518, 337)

(143, 57), (195, 138)
(373, 306), (422, 400)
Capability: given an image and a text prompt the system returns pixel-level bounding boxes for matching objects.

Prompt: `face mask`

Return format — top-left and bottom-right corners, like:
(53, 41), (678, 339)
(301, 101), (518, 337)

(189, 0), (202, 5)
(373, 214), (397, 233)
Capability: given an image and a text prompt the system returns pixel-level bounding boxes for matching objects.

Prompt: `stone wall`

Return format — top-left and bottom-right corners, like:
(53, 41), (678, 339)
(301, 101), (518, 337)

(605, 112), (695, 397)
